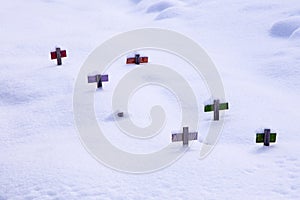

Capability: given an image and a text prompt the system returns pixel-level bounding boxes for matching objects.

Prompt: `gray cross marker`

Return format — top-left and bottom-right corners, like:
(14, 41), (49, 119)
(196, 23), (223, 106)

(172, 127), (198, 146)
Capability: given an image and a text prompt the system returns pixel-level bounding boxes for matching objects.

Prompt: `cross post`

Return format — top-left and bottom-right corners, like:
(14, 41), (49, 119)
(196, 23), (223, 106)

(172, 127), (198, 146)
(204, 100), (229, 121)
(56, 47), (62, 65)
(87, 74), (109, 88)
(256, 129), (277, 146)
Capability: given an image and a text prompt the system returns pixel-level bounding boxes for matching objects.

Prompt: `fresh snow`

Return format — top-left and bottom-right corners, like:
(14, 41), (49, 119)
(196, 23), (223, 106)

(1, 0), (300, 199)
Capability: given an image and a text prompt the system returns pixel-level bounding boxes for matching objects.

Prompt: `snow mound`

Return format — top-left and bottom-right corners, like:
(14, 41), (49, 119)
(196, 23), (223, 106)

(290, 27), (300, 40)
(270, 16), (300, 38)
(133, 0), (184, 20)
(146, 1), (174, 13)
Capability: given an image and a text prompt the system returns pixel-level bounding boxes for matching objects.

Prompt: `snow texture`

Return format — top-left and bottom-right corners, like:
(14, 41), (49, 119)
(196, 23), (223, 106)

(1, 0), (300, 199)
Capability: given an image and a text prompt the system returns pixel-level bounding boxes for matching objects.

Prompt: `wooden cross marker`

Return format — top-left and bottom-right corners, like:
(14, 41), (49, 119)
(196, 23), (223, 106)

(126, 54), (148, 65)
(204, 100), (229, 120)
(50, 47), (67, 65)
(172, 127), (198, 146)
(256, 129), (277, 146)
(87, 74), (109, 88)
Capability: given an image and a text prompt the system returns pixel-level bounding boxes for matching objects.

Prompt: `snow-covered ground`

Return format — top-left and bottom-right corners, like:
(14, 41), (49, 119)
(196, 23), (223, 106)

(1, 0), (300, 199)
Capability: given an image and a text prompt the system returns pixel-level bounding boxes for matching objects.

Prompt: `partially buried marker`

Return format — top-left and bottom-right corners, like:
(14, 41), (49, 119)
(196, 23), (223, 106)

(204, 99), (229, 121)
(256, 129), (277, 146)
(87, 74), (109, 88)
(50, 47), (67, 65)
(126, 54), (148, 65)
(172, 127), (198, 146)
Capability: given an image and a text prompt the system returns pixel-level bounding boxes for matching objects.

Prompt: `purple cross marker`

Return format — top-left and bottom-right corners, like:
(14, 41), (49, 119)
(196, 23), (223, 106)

(87, 74), (109, 88)
(101, 74), (109, 82)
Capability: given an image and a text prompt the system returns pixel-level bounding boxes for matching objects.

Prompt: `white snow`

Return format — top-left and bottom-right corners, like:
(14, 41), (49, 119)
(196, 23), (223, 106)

(1, 0), (300, 199)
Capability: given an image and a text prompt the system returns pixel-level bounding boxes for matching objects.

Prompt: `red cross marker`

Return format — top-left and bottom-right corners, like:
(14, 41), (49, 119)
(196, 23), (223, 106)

(50, 47), (67, 65)
(126, 54), (148, 65)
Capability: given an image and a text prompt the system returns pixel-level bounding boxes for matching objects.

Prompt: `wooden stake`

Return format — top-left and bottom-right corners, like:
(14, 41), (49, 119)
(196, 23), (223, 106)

(183, 127), (189, 146)
(96, 75), (102, 88)
(213, 99), (220, 121)
(264, 129), (271, 146)
(56, 47), (62, 65)
(135, 54), (140, 65)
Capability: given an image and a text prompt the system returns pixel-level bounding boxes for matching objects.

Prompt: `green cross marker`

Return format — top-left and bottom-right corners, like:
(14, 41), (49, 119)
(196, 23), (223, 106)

(256, 129), (277, 146)
(204, 100), (229, 120)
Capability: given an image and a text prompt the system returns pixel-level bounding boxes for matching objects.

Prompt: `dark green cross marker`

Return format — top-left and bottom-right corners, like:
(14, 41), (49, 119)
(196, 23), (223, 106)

(256, 129), (277, 146)
(204, 100), (229, 120)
